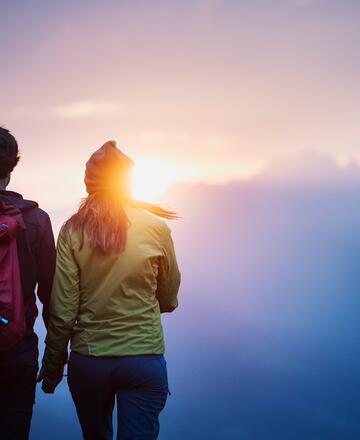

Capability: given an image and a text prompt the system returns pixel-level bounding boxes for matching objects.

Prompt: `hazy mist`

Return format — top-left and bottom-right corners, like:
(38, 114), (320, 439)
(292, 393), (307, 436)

(31, 159), (360, 439)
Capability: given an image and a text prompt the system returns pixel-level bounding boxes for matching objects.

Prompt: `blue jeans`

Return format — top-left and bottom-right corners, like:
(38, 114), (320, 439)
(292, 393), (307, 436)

(68, 352), (169, 440)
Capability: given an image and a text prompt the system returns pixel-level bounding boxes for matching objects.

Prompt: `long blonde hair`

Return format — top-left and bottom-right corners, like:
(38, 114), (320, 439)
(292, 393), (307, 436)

(64, 193), (178, 254)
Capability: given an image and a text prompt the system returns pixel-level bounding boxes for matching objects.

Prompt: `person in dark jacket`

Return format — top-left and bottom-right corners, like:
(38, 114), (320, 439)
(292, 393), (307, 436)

(0, 127), (56, 440)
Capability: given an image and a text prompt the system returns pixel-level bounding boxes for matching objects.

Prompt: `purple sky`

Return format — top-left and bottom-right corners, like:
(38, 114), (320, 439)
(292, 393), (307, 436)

(1, 0), (359, 206)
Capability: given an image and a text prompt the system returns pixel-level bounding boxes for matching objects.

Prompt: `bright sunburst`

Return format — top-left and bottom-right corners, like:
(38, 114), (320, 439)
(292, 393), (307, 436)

(131, 158), (182, 202)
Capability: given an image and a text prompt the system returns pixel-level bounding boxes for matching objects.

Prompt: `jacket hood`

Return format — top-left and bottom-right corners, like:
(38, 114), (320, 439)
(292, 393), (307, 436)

(0, 190), (39, 213)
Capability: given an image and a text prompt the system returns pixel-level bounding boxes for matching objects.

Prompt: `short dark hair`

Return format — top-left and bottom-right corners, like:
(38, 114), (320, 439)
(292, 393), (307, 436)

(0, 127), (20, 178)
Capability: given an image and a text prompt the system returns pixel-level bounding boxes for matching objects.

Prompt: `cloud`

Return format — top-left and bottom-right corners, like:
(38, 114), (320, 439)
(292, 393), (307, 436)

(54, 100), (124, 119)
(10, 100), (124, 121)
(256, 150), (360, 185)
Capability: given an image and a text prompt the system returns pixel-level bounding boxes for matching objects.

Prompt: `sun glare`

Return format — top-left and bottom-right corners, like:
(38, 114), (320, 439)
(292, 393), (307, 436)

(131, 158), (183, 201)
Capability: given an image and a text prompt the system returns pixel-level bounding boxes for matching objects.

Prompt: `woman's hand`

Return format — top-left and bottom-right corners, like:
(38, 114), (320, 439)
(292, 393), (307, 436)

(36, 366), (64, 394)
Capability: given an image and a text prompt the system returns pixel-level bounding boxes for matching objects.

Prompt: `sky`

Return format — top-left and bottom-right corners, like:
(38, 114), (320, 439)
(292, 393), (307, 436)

(1, 0), (360, 208)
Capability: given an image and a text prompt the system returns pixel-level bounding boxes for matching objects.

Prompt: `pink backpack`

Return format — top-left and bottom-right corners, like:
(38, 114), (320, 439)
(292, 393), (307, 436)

(0, 202), (26, 351)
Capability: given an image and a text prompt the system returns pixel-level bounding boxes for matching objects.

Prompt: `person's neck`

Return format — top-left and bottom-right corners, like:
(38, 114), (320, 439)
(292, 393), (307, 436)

(0, 179), (8, 191)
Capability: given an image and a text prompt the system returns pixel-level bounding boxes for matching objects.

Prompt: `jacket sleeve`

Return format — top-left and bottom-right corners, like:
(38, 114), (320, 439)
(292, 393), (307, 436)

(36, 213), (56, 328)
(156, 223), (181, 313)
(42, 227), (80, 378)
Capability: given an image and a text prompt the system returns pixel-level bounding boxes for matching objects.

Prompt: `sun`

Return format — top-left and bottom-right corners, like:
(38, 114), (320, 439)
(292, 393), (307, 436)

(131, 158), (181, 201)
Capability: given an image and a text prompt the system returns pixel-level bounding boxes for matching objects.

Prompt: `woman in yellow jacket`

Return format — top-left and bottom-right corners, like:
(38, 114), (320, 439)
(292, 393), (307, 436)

(38, 141), (181, 440)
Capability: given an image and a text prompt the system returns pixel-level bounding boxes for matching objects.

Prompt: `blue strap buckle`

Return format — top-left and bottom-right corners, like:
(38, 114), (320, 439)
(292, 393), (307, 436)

(0, 316), (9, 325)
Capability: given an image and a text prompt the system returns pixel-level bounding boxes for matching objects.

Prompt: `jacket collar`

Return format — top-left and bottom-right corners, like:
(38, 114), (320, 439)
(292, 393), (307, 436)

(0, 190), (23, 199)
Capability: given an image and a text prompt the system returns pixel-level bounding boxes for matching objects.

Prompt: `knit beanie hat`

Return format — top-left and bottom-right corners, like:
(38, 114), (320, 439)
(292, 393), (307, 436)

(84, 140), (134, 194)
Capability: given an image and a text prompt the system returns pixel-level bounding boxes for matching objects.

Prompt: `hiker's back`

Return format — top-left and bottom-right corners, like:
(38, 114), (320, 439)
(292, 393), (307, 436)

(57, 205), (168, 356)
(0, 190), (55, 363)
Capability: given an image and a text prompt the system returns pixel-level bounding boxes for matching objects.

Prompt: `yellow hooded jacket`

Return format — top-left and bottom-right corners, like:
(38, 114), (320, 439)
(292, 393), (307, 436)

(42, 205), (180, 377)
